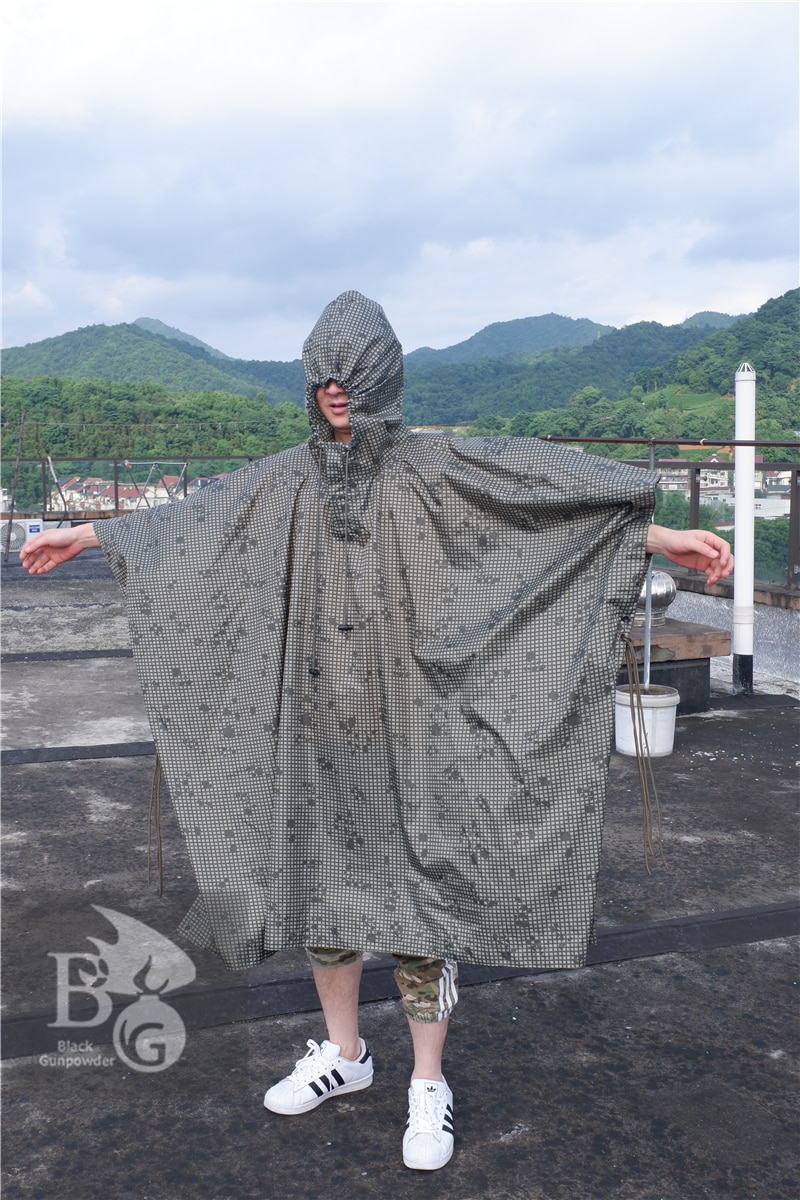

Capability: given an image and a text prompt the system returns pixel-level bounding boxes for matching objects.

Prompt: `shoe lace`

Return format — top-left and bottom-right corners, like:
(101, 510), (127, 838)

(407, 1085), (447, 1139)
(290, 1039), (333, 1085)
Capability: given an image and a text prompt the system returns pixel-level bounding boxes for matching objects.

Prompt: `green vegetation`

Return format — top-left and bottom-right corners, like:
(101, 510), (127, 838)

(412, 291), (798, 434)
(404, 321), (715, 424)
(469, 379), (799, 463)
(1, 377), (311, 508)
(4, 291), (796, 438)
(652, 491), (727, 530)
(2, 322), (304, 402)
(750, 516), (794, 584)
(3, 291), (796, 468)
(405, 313), (613, 366)
(668, 290), (798, 398)
(462, 290), (799, 460)
(2, 292), (796, 583)
(650, 491), (792, 585)
(680, 311), (746, 331)
(1, 376), (311, 460)
(132, 318), (233, 360)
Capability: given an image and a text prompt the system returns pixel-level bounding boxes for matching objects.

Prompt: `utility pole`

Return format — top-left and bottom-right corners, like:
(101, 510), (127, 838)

(733, 363), (756, 694)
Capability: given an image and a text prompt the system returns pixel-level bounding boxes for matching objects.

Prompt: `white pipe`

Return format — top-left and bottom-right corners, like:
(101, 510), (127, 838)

(642, 443), (656, 690)
(733, 363), (756, 690)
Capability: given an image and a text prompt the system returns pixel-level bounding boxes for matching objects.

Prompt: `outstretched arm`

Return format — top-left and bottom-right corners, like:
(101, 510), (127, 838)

(646, 524), (733, 586)
(18, 524), (100, 575)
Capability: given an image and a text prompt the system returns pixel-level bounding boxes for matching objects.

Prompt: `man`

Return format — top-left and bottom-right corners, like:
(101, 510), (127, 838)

(21, 291), (733, 1171)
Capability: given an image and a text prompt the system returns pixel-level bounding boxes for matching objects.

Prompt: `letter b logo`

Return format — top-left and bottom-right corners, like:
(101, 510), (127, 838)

(48, 953), (114, 1027)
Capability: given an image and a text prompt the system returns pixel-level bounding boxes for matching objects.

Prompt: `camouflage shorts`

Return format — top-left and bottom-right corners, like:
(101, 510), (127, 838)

(305, 947), (459, 1023)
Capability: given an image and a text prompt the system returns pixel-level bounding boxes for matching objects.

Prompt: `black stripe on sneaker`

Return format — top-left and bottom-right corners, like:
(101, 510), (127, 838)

(331, 1069), (345, 1087)
(359, 1046), (370, 1064)
(309, 1081), (324, 1098)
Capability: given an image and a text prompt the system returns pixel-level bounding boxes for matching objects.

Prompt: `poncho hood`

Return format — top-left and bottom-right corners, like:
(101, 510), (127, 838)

(303, 290), (404, 465)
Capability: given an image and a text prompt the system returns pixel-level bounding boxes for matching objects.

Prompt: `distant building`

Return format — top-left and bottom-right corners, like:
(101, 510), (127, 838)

(699, 454), (733, 500)
(765, 470), (792, 495)
(49, 471), (197, 514)
(656, 460), (691, 496)
(754, 496), (791, 519)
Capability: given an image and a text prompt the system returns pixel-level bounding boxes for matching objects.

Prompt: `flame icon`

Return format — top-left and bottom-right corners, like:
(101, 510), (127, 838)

(82, 906), (196, 996)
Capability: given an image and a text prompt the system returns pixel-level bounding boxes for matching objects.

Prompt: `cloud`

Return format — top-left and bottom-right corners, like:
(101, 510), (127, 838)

(4, 280), (54, 317)
(3, 2), (798, 357)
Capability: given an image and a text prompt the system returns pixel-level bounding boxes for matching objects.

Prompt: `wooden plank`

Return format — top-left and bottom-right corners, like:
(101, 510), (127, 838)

(629, 618), (731, 661)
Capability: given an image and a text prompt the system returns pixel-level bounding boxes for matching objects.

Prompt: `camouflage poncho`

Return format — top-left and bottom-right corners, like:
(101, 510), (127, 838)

(97, 292), (656, 972)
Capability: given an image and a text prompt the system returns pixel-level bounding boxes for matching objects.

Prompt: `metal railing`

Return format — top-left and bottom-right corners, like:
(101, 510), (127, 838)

(545, 437), (799, 590)
(3, 439), (799, 588)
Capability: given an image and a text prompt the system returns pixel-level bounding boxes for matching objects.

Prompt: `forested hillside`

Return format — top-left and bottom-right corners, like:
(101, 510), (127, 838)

(404, 308), (739, 367)
(2, 291), (796, 466)
(680, 311), (745, 331)
(2, 322), (304, 403)
(404, 321), (714, 424)
(405, 313), (613, 365)
(472, 290), (799, 461)
(132, 318), (233, 359)
(1, 377), (310, 463)
(667, 290), (798, 399)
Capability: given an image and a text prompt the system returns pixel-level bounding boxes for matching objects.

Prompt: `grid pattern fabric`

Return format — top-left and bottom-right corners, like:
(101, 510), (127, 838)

(97, 292), (656, 972)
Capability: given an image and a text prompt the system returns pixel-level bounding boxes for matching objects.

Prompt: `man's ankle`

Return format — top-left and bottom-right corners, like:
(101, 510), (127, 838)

(333, 1038), (362, 1061)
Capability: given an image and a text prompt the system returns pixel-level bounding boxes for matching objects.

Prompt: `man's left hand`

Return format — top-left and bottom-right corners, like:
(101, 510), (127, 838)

(646, 525), (734, 586)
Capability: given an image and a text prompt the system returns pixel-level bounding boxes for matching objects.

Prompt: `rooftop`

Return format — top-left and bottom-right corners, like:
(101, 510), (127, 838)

(2, 551), (798, 1200)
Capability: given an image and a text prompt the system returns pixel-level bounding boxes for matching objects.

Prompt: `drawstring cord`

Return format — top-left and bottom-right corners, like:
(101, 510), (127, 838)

(621, 636), (667, 874)
(338, 446), (354, 634)
(309, 473), (324, 678)
(148, 752), (164, 896)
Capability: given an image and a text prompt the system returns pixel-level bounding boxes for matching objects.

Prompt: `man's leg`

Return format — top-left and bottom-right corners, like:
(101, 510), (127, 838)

(310, 952), (363, 1062)
(408, 1013), (449, 1082)
(394, 956), (458, 1171)
(393, 956), (458, 1058)
(263, 948), (373, 1115)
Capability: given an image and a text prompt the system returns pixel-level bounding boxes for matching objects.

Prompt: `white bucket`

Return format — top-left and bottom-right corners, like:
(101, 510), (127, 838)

(614, 685), (680, 757)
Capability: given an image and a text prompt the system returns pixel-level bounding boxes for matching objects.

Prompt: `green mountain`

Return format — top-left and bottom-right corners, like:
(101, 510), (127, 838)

(2, 322), (304, 404)
(0, 308), (750, 417)
(405, 292), (797, 426)
(681, 310), (747, 331)
(405, 313), (613, 366)
(2, 311), (616, 389)
(469, 290), (799, 463)
(403, 320), (715, 424)
(3, 293), (795, 439)
(133, 317), (232, 359)
(668, 290), (798, 397)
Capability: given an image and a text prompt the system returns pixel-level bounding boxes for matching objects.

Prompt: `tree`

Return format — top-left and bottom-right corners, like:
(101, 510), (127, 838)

(754, 517), (793, 583)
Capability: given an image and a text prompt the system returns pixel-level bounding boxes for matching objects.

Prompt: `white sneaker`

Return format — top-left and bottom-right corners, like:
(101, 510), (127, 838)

(263, 1038), (373, 1115)
(402, 1077), (454, 1170)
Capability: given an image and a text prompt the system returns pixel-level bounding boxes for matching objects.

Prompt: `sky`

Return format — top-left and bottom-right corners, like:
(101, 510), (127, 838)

(4, 1), (798, 361)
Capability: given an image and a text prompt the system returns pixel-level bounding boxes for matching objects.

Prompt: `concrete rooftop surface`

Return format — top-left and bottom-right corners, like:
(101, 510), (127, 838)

(2, 550), (798, 1200)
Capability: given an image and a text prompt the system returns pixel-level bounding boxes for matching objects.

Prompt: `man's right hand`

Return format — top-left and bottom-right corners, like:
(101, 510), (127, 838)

(19, 524), (100, 575)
